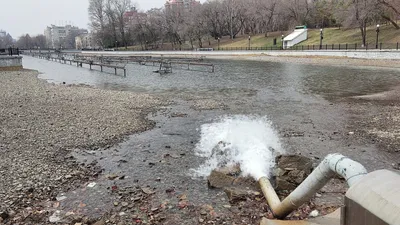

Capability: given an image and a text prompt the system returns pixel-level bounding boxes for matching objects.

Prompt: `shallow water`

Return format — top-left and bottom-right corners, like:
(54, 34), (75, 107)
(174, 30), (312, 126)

(22, 55), (400, 220)
(23, 56), (400, 100)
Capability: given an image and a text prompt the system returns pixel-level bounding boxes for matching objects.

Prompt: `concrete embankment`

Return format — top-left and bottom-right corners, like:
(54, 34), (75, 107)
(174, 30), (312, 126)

(82, 50), (400, 60)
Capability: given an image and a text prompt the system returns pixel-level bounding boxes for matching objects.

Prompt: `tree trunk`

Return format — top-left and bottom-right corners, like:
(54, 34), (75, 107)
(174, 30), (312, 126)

(381, 15), (400, 29)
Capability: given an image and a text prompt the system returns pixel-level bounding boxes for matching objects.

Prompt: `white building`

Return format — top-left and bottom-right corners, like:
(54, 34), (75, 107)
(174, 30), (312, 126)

(165, 0), (200, 12)
(75, 33), (94, 50)
(283, 26), (308, 49)
(44, 25), (87, 49)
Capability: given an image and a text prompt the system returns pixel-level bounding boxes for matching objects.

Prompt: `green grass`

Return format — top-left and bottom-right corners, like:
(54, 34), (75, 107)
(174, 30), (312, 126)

(219, 24), (400, 48)
(217, 31), (289, 49)
(118, 24), (400, 50)
(301, 24), (400, 46)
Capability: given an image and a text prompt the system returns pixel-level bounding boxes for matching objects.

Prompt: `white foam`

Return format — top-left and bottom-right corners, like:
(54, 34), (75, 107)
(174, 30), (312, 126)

(192, 115), (284, 180)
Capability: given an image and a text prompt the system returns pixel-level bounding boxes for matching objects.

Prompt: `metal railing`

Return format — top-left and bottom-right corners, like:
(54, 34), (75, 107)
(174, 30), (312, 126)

(103, 42), (400, 52)
(0, 48), (20, 56)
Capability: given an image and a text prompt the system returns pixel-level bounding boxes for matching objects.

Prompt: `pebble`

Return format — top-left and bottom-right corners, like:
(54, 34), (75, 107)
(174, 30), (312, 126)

(309, 210), (319, 217)
(56, 196), (67, 201)
(199, 218), (205, 223)
(0, 70), (164, 222)
(87, 182), (97, 188)
(114, 202), (119, 206)
(49, 211), (61, 223)
(121, 202), (129, 207)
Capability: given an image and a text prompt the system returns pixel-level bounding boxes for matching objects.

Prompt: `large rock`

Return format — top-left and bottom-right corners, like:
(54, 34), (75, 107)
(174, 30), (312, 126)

(208, 170), (236, 189)
(223, 187), (260, 203)
(274, 155), (313, 193)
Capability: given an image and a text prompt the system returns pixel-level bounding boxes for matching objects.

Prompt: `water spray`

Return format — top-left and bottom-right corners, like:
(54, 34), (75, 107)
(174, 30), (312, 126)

(193, 116), (368, 219)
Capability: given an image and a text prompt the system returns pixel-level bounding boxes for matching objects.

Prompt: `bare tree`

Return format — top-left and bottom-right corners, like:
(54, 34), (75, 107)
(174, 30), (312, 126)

(339, 0), (381, 46)
(0, 32), (14, 48)
(89, 0), (106, 46)
(112, 0), (132, 48)
(32, 35), (47, 49)
(17, 34), (33, 49)
(377, 0), (400, 29)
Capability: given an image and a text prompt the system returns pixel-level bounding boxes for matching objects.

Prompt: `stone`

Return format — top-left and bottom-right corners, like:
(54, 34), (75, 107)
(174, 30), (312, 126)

(208, 170), (235, 189)
(199, 218), (205, 223)
(223, 187), (249, 203)
(216, 164), (241, 176)
(141, 187), (155, 195)
(107, 174), (118, 180)
(65, 174), (73, 179)
(49, 211), (61, 223)
(56, 196), (67, 201)
(92, 220), (106, 225)
(232, 176), (259, 190)
(276, 155), (313, 173)
(87, 182), (97, 188)
(309, 210), (319, 217)
(121, 202), (129, 207)
(274, 155), (313, 193)
(0, 211), (9, 220)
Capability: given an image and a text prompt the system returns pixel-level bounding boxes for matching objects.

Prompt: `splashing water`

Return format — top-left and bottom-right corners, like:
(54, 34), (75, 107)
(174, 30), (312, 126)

(192, 115), (284, 180)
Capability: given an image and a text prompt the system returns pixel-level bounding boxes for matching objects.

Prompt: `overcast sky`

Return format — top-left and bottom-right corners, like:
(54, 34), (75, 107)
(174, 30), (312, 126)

(0, 0), (170, 38)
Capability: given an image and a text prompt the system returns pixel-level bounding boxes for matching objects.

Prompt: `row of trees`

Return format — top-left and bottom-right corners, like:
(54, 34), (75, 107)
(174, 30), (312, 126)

(89, 0), (400, 49)
(16, 34), (47, 49)
(0, 32), (13, 49)
(15, 32), (80, 49)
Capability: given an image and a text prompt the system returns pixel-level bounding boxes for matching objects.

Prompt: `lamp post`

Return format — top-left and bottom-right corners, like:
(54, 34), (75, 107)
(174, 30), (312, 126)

(281, 35), (284, 49)
(320, 29), (323, 50)
(218, 37), (220, 50)
(248, 36), (251, 49)
(376, 24), (380, 49)
(115, 40), (118, 48)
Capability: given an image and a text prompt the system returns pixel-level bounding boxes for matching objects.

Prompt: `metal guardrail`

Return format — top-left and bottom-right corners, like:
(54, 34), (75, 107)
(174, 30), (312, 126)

(101, 42), (400, 52)
(0, 48), (20, 56)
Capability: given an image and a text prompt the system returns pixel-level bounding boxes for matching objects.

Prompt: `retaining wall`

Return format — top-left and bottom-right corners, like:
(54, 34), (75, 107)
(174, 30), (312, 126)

(0, 56), (23, 70)
(82, 50), (400, 60)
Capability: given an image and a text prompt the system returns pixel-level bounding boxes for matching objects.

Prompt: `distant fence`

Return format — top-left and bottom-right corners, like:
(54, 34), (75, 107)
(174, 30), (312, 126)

(104, 42), (400, 52)
(0, 48), (20, 56)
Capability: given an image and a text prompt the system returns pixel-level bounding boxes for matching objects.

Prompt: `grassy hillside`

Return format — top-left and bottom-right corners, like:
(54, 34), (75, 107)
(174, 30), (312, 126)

(218, 23), (400, 49)
(118, 23), (400, 50)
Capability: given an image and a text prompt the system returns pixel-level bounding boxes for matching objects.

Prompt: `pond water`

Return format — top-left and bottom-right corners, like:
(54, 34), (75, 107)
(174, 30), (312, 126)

(22, 55), (400, 221)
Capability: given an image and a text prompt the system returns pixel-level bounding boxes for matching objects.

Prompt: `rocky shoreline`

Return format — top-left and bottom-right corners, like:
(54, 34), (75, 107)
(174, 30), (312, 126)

(0, 70), (165, 224)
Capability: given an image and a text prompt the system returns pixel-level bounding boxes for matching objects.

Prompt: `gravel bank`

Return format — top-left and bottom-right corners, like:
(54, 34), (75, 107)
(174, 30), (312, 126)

(0, 70), (165, 224)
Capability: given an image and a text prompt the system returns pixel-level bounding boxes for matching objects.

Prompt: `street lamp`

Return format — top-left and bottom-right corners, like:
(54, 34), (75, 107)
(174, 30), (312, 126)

(218, 37), (220, 50)
(376, 24), (380, 49)
(115, 40), (118, 48)
(248, 36), (251, 49)
(281, 35), (284, 49)
(320, 29), (324, 50)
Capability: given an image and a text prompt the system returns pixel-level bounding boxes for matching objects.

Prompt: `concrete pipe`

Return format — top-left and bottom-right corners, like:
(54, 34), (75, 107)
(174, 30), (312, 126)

(259, 153), (368, 219)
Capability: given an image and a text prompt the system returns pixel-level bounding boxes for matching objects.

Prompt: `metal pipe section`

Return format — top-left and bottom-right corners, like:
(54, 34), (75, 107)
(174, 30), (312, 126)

(259, 153), (368, 219)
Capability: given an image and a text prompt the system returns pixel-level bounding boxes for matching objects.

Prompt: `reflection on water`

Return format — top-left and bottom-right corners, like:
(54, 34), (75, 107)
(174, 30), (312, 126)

(23, 56), (400, 100)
